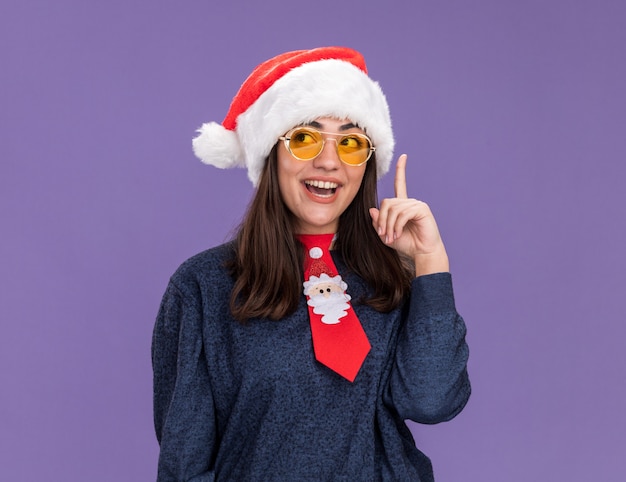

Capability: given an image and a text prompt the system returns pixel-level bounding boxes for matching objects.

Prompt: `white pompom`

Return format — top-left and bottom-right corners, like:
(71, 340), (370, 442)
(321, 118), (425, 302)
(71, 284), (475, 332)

(192, 122), (244, 169)
(309, 247), (323, 259)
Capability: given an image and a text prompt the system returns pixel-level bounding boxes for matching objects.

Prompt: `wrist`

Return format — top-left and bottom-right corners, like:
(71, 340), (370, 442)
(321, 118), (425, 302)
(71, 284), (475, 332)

(413, 248), (450, 277)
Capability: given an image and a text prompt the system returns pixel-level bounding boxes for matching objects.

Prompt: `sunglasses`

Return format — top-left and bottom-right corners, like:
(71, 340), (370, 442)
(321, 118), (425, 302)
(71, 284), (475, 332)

(279, 127), (375, 166)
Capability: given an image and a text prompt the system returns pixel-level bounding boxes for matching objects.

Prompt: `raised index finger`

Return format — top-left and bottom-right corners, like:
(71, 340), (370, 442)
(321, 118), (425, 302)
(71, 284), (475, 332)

(394, 154), (408, 198)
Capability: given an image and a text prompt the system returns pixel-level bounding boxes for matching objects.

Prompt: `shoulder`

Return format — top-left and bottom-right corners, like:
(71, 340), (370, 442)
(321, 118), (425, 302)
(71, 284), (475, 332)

(168, 241), (237, 297)
(174, 241), (235, 277)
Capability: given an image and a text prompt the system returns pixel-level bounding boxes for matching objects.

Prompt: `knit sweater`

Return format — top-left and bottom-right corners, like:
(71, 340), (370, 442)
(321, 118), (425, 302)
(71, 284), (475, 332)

(152, 242), (470, 481)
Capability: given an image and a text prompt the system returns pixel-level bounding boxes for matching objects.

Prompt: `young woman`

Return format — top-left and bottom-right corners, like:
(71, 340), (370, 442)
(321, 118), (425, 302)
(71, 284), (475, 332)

(152, 47), (470, 481)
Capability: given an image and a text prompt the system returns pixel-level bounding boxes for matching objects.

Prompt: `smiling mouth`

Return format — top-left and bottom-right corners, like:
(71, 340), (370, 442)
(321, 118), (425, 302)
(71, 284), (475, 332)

(304, 180), (338, 198)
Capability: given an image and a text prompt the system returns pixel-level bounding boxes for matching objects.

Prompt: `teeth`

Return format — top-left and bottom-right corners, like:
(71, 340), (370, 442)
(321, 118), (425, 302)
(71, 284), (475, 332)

(305, 180), (338, 189)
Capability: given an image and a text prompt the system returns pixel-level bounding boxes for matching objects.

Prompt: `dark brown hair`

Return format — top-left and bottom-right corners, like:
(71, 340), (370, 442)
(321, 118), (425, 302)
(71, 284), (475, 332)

(228, 145), (413, 321)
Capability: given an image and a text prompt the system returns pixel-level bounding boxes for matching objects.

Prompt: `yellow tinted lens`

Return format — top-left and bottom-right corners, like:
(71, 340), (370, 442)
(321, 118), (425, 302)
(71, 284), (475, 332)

(289, 128), (323, 160)
(337, 134), (371, 165)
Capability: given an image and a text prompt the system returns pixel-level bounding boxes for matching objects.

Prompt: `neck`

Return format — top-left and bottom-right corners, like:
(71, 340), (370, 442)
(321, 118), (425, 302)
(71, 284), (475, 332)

(296, 233), (336, 249)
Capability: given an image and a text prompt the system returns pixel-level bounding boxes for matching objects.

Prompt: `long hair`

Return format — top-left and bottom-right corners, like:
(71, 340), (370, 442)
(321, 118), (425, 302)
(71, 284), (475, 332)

(228, 145), (413, 322)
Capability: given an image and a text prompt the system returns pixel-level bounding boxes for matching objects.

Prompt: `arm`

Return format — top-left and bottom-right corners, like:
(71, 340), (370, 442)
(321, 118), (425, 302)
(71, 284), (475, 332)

(371, 154), (470, 422)
(152, 281), (217, 481)
(386, 273), (470, 423)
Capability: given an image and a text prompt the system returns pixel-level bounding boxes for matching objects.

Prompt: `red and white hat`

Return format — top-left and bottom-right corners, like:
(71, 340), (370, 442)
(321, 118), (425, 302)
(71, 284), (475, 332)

(192, 46), (395, 186)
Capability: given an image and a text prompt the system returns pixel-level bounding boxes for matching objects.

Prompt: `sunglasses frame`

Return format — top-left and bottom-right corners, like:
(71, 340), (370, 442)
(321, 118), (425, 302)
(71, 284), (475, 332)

(279, 127), (376, 166)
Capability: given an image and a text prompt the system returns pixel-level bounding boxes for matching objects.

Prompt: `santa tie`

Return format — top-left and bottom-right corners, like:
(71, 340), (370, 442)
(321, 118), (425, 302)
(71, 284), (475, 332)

(297, 233), (371, 382)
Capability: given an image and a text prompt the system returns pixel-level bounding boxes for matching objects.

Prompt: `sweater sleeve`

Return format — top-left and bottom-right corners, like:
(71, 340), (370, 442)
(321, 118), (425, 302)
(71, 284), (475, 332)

(152, 280), (217, 482)
(386, 272), (471, 424)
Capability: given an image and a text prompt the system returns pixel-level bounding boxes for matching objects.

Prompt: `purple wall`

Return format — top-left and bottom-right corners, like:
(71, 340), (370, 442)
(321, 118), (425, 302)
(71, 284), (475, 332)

(2, 0), (625, 480)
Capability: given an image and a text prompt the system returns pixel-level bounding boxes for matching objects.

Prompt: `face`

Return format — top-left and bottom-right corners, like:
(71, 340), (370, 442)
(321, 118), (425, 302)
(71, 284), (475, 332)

(277, 117), (368, 234)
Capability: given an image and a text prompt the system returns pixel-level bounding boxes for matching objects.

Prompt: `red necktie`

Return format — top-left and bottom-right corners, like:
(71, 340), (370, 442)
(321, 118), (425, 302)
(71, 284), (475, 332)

(297, 233), (371, 382)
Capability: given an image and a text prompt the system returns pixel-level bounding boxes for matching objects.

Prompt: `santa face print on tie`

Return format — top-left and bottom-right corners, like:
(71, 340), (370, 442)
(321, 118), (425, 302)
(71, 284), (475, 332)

(303, 272), (351, 325)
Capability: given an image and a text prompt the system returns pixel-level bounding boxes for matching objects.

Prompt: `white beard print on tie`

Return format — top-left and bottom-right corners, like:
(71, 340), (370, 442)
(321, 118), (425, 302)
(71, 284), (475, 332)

(303, 273), (352, 325)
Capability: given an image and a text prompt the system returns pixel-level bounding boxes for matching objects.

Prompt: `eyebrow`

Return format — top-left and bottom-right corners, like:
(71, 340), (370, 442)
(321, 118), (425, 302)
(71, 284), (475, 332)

(306, 120), (358, 131)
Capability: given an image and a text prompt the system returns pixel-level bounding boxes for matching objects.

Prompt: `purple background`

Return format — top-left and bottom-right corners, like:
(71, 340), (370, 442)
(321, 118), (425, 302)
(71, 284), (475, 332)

(2, 0), (625, 480)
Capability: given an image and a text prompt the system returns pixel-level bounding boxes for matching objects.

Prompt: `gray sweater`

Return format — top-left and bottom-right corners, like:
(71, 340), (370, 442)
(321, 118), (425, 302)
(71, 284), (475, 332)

(152, 242), (470, 481)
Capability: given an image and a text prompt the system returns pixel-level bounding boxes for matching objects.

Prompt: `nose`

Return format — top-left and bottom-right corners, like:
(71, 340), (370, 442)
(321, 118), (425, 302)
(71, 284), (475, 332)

(312, 137), (341, 170)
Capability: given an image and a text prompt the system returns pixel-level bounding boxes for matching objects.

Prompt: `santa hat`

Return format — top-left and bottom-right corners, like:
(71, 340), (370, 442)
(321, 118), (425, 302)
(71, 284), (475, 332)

(192, 46), (395, 186)
(307, 246), (334, 278)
